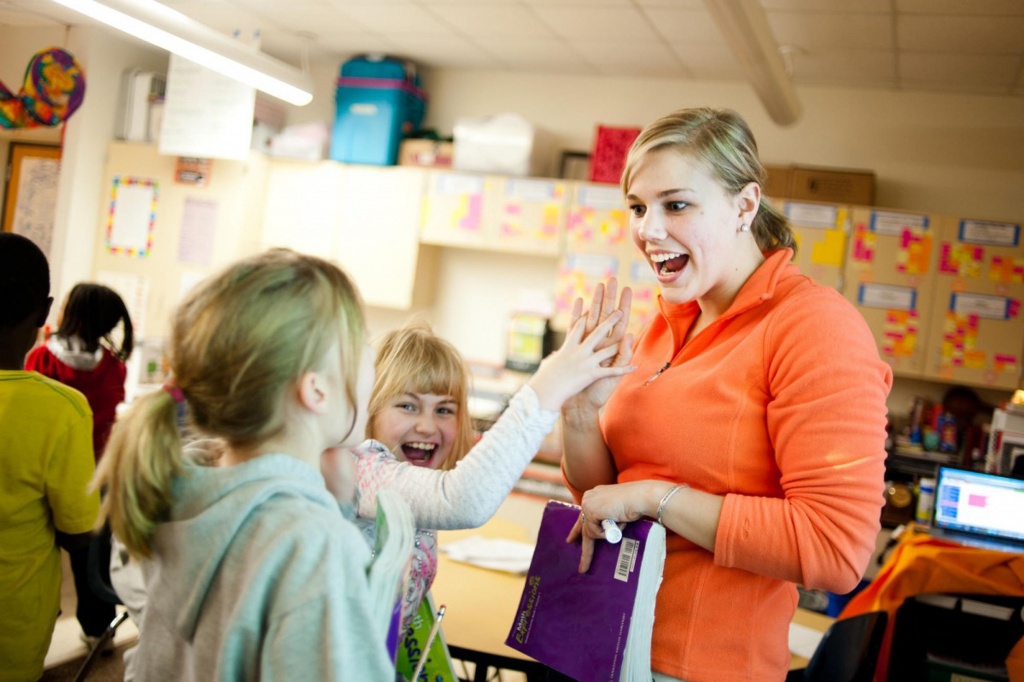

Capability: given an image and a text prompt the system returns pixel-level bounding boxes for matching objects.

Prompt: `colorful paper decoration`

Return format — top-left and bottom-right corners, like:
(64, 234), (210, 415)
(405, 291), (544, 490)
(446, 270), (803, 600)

(0, 47), (85, 129)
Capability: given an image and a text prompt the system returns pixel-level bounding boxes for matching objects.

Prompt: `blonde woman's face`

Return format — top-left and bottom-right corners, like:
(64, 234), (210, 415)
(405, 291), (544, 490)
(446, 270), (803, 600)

(371, 389), (458, 469)
(626, 149), (753, 311)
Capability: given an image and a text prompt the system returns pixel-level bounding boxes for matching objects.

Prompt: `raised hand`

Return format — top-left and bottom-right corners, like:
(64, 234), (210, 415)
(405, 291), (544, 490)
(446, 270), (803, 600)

(527, 309), (636, 413)
(563, 279), (634, 416)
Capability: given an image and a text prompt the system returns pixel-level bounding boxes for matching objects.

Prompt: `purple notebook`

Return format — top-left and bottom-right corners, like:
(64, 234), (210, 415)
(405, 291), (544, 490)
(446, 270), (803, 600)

(505, 500), (665, 681)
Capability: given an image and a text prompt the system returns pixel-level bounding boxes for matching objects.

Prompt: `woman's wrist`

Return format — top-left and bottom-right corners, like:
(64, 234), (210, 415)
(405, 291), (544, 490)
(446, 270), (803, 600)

(651, 481), (685, 524)
(560, 399), (600, 427)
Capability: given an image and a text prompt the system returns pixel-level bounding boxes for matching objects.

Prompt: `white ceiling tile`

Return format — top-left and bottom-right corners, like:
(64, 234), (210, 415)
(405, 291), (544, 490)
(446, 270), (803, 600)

(339, 3), (458, 36)
(428, 4), (556, 39)
(235, 0), (334, 9)
(768, 12), (894, 51)
(0, 6), (63, 26)
(257, 6), (370, 35)
(635, 0), (704, 7)
(482, 38), (594, 71)
(519, 0), (635, 5)
(898, 15), (1024, 53)
(156, 2), (277, 35)
(531, 6), (654, 39)
(896, 0), (1024, 16)
(899, 53), (1019, 86)
(384, 36), (501, 68)
(761, 0), (891, 12)
(418, 0), (529, 4)
(570, 39), (687, 77)
(669, 42), (746, 79)
(642, 8), (724, 46)
(311, 32), (396, 56)
(790, 50), (897, 87)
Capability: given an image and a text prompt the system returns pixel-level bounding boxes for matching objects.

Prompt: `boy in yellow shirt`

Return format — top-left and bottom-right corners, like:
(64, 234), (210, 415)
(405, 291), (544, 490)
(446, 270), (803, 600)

(0, 233), (100, 681)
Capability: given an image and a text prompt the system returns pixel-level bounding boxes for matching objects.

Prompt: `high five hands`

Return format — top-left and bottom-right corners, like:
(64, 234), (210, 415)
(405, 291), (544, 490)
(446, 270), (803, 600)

(563, 278), (634, 415)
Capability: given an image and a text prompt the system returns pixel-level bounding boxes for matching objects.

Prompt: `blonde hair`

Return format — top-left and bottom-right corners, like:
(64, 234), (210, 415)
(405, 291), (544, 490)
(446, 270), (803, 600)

(95, 249), (366, 556)
(621, 107), (796, 255)
(367, 322), (474, 471)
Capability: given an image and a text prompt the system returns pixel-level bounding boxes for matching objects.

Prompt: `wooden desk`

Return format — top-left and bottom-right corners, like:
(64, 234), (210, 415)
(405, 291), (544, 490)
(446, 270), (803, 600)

(433, 498), (834, 679)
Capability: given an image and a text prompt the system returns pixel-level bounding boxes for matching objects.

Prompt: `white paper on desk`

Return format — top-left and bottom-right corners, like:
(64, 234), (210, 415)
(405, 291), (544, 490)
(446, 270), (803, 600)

(788, 621), (824, 659)
(441, 536), (535, 574)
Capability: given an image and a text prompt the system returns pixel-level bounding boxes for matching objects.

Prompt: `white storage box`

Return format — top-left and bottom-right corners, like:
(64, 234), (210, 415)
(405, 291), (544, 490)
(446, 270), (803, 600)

(453, 113), (548, 177)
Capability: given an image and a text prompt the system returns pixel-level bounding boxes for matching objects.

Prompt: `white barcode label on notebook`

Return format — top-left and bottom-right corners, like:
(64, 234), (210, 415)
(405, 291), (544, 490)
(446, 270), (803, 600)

(614, 538), (639, 582)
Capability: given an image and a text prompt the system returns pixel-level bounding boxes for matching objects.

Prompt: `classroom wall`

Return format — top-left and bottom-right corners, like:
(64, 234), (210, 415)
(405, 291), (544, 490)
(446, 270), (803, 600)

(0, 26), (167, 308)
(292, 61), (1024, 222)
(7, 38), (1021, 409)
(0, 26), (65, 211)
(287, 61), (1024, 410)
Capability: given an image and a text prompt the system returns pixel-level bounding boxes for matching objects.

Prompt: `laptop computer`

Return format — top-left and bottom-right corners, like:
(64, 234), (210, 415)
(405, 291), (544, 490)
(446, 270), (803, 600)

(929, 466), (1024, 553)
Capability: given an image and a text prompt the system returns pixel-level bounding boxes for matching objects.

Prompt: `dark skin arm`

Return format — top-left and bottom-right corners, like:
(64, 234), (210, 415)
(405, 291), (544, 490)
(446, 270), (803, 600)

(56, 530), (94, 552)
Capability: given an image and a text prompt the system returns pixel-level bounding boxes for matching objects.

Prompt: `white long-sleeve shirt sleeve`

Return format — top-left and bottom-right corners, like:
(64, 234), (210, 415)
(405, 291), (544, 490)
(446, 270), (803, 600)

(354, 384), (558, 530)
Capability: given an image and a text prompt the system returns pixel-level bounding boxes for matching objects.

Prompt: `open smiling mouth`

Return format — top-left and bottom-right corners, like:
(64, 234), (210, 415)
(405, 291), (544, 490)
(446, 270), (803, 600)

(401, 442), (438, 466)
(650, 252), (689, 276)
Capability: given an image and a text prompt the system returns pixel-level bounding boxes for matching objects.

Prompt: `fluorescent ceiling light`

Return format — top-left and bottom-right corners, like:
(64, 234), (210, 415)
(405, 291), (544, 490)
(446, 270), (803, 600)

(703, 0), (801, 126)
(51, 0), (314, 106)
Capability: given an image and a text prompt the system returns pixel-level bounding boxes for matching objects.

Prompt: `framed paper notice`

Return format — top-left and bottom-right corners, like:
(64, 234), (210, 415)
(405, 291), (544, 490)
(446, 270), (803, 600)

(107, 177), (158, 256)
(1, 143), (61, 256)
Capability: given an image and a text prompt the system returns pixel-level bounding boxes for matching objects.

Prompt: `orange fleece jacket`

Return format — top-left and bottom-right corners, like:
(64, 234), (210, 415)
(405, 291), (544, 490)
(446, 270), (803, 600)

(569, 249), (891, 681)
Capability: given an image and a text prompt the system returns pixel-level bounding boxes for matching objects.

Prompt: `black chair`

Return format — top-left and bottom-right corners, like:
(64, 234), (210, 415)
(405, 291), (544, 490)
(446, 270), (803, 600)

(786, 610), (888, 682)
(72, 524), (130, 682)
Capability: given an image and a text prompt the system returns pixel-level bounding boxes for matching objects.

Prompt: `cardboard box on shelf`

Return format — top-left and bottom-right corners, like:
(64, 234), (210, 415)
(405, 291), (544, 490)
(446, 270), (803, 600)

(398, 139), (453, 168)
(763, 164), (875, 205)
(762, 165), (793, 201)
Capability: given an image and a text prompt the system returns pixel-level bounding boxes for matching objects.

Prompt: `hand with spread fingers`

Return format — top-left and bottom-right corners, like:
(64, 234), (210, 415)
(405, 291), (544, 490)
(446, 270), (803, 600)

(564, 278), (634, 414)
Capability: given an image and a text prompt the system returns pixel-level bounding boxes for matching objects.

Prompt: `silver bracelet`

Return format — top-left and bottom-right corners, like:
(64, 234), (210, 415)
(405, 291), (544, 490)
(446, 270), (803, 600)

(656, 484), (687, 526)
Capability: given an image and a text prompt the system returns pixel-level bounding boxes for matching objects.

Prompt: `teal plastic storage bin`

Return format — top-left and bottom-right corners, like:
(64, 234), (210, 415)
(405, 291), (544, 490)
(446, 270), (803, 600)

(329, 56), (426, 166)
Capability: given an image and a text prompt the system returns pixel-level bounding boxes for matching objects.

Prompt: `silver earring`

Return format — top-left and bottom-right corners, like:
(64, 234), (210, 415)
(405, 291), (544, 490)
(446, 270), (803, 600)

(739, 223), (750, 233)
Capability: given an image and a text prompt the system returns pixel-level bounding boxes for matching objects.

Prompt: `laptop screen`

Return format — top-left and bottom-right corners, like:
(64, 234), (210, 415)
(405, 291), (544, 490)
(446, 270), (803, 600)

(933, 467), (1024, 543)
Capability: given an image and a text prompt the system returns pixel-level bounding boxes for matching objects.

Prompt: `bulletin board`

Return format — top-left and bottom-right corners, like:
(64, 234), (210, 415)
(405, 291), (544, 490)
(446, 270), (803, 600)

(1, 143), (62, 255)
(843, 207), (939, 377)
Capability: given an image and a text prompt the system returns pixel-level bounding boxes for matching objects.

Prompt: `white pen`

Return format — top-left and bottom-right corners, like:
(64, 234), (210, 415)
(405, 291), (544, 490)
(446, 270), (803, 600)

(602, 519), (622, 544)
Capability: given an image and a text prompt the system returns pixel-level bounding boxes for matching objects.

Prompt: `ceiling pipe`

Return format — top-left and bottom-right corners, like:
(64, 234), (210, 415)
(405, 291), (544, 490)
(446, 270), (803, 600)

(703, 0), (802, 126)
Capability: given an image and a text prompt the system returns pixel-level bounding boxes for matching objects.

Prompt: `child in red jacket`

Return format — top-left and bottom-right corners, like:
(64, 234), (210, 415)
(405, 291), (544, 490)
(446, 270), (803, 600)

(25, 282), (133, 649)
(26, 283), (133, 462)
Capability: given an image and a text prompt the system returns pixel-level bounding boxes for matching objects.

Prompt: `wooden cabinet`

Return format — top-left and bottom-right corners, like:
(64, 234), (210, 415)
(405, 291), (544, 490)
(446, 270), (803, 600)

(420, 170), (568, 257)
(261, 160), (433, 310)
(336, 165), (432, 310)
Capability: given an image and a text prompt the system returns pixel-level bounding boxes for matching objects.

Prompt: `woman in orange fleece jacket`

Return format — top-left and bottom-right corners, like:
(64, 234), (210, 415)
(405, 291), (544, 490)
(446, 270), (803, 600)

(562, 108), (892, 682)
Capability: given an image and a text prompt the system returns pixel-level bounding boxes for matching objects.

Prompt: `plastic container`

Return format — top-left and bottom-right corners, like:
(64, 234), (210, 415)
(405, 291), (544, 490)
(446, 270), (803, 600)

(452, 113), (547, 177)
(916, 477), (936, 524)
(329, 55), (426, 166)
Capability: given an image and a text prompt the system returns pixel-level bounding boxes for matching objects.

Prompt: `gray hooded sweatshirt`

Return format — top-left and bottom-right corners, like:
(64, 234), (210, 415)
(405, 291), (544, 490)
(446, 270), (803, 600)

(132, 453), (394, 681)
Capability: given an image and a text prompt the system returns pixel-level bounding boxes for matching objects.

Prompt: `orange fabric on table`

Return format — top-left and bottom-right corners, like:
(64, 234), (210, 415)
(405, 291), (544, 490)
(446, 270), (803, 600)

(839, 527), (1024, 681)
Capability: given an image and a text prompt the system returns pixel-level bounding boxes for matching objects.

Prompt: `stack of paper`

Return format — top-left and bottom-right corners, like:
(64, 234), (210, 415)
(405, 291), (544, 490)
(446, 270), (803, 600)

(440, 536), (535, 574)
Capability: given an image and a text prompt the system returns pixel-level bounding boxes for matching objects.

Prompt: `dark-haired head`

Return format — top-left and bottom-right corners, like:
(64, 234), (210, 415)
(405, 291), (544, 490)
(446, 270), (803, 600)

(0, 233), (52, 368)
(0, 232), (50, 330)
(57, 283), (134, 361)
